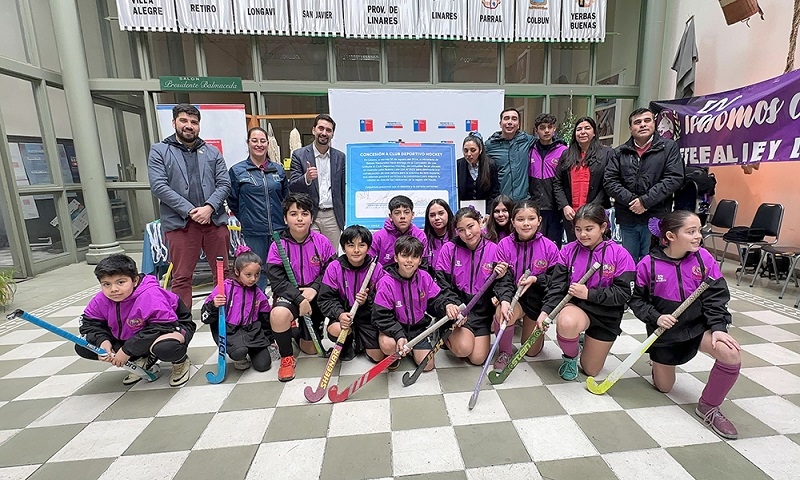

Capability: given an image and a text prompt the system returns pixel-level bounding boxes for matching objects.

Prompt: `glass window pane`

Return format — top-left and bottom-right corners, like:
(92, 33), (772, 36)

(149, 33), (198, 77)
(439, 41), (498, 83)
(594, 97), (636, 147)
(550, 43), (591, 85)
(335, 39), (380, 82)
(387, 40), (430, 82)
(68, 191), (92, 249)
(203, 35), (254, 80)
(0, 189), (18, 269)
(550, 96), (590, 143)
(504, 43), (545, 84)
(596, 0), (640, 85)
(104, 0), (138, 78)
(108, 189), (154, 241)
(31, 0), (60, 71)
(504, 97), (545, 134)
(22, 194), (66, 260)
(0, 0), (27, 63)
(260, 37), (328, 81)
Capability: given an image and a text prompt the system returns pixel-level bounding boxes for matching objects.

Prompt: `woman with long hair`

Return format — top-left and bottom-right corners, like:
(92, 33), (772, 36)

(552, 116), (614, 242)
(457, 132), (500, 211)
(423, 199), (456, 269)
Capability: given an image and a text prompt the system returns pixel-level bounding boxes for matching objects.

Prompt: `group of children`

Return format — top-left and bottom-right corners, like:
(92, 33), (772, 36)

(77, 191), (742, 439)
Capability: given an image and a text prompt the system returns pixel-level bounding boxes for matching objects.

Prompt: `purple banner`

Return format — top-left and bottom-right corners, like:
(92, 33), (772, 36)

(650, 69), (800, 166)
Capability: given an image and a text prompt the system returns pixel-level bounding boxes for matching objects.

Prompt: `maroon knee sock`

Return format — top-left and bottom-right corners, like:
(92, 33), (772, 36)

(494, 319), (514, 354)
(557, 333), (580, 358)
(699, 360), (740, 407)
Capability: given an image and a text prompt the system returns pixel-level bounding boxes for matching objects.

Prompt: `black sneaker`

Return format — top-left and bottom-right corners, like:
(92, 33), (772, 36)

(342, 346), (357, 362)
(387, 358), (402, 371)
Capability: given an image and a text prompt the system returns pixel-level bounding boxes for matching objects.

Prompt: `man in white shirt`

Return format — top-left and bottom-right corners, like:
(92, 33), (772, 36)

(288, 114), (346, 248)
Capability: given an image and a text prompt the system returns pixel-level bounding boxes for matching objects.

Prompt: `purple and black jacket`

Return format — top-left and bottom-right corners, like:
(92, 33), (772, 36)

(369, 218), (428, 266)
(542, 239), (636, 328)
(629, 247), (731, 345)
(266, 229), (337, 306)
(318, 255), (384, 327)
(81, 274), (194, 358)
(496, 231), (561, 306)
(372, 263), (449, 341)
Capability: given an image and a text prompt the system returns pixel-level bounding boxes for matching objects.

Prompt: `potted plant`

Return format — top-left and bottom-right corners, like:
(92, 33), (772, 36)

(0, 269), (16, 310)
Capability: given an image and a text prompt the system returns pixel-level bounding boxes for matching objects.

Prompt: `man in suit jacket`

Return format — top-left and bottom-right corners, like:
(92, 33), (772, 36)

(289, 114), (346, 248)
(147, 104), (231, 308)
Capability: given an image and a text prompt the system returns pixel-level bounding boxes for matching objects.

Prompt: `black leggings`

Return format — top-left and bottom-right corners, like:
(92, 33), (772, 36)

(228, 345), (272, 371)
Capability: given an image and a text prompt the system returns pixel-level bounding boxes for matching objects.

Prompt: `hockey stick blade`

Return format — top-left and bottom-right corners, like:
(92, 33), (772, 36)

(488, 262), (601, 385)
(207, 257), (227, 384)
(10, 309), (160, 382)
(586, 278), (712, 395)
(305, 261), (378, 402)
(469, 271), (530, 409)
(328, 305), (464, 403)
(401, 271), (499, 387)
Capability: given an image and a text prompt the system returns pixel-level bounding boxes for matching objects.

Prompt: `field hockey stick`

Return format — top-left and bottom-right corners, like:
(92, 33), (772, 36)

(8, 309), (160, 381)
(402, 270), (500, 387)
(273, 231), (325, 356)
(488, 262), (602, 385)
(304, 260), (378, 403)
(206, 257), (227, 384)
(586, 277), (713, 395)
(469, 270), (530, 409)
(328, 303), (466, 403)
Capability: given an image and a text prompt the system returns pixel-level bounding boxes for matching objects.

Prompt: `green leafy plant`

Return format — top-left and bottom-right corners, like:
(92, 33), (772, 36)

(558, 108), (578, 145)
(0, 270), (17, 309)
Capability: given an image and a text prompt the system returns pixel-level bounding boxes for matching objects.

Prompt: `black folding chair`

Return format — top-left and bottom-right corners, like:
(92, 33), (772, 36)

(721, 203), (784, 286)
(702, 199), (738, 262)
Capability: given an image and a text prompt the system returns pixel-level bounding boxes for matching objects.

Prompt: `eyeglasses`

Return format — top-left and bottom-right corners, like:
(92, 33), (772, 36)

(249, 139), (268, 144)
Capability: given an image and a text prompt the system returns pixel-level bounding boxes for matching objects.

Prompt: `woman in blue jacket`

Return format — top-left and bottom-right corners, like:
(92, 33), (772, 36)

(228, 127), (289, 291)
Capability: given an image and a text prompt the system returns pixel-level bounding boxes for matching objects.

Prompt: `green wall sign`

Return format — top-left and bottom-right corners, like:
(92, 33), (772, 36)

(159, 76), (243, 92)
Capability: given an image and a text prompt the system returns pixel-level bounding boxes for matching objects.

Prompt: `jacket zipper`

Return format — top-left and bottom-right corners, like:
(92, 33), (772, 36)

(115, 303), (123, 338)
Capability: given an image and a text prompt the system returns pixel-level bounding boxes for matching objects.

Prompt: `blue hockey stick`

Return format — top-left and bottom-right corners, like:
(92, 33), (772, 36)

(8, 309), (159, 381)
(206, 257), (227, 383)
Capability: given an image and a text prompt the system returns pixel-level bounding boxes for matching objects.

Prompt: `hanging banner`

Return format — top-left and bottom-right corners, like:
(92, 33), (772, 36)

(175, 0), (235, 33)
(418, 0), (467, 39)
(344, 0), (418, 38)
(234, 0), (290, 34)
(467, 0), (515, 42)
(650, 69), (800, 166)
(561, 0), (606, 42)
(290, 0), (345, 36)
(516, 0), (561, 41)
(116, 0), (178, 31)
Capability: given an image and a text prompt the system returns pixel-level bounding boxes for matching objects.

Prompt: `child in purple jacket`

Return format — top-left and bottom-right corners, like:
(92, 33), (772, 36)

(435, 207), (511, 366)
(267, 193), (337, 382)
(369, 195), (429, 266)
(201, 246), (272, 372)
(373, 236), (455, 371)
(78, 254), (195, 387)
(536, 203), (635, 381)
(494, 200), (561, 370)
(629, 210), (741, 439)
(318, 225), (384, 363)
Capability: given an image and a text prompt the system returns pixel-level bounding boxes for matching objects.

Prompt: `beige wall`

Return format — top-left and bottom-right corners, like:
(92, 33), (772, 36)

(658, 0), (800, 244)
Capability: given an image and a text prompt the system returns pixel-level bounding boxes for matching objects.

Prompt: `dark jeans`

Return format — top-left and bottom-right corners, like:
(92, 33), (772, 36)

(539, 210), (564, 248)
(619, 223), (653, 262)
(165, 221), (230, 308)
(243, 233), (273, 291)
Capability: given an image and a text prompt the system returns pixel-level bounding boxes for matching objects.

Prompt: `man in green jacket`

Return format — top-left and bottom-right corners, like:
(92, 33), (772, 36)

(484, 108), (536, 202)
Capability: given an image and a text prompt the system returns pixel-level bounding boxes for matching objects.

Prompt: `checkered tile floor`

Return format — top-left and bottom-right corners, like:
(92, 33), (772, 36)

(0, 268), (799, 480)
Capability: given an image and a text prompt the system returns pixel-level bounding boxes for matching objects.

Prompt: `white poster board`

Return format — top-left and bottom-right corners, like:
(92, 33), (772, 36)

(328, 89), (504, 153)
(156, 104), (248, 169)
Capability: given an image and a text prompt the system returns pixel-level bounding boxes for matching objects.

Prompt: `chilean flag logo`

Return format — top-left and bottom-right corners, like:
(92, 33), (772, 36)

(360, 119), (373, 132)
(465, 119), (479, 131)
(413, 119), (427, 132)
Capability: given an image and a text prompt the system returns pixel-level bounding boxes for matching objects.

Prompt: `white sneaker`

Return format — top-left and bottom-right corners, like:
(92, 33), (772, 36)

(169, 358), (191, 387)
(122, 357), (149, 385)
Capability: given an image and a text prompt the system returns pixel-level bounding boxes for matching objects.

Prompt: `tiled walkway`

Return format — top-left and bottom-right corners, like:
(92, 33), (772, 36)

(0, 261), (799, 480)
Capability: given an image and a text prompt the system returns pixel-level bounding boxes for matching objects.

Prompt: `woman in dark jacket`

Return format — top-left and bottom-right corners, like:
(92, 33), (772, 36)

(457, 132), (500, 214)
(228, 127), (289, 291)
(553, 117), (614, 242)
